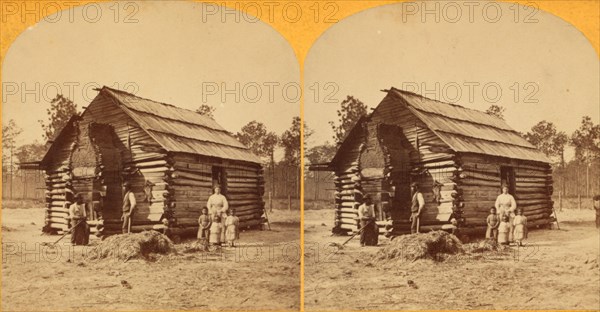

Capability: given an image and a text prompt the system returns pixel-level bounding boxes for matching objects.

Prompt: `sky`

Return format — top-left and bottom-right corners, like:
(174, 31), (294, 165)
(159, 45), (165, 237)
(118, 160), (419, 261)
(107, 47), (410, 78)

(305, 1), (599, 161)
(2, 1), (300, 160)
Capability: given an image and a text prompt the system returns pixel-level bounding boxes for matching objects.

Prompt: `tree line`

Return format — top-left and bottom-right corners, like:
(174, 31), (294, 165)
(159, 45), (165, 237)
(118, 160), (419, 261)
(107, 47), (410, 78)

(305, 97), (600, 201)
(3, 95), (303, 199)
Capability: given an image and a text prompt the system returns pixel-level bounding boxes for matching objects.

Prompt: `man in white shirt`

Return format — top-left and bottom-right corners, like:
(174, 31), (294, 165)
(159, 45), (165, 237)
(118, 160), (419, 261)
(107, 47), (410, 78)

(409, 182), (425, 234)
(121, 182), (137, 234)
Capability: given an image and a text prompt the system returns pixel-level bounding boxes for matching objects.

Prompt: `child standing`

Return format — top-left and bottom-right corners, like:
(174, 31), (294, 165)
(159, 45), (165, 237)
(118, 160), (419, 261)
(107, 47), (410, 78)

(486, 207), (500, 241)
(498, 214), (510, 245)
(197, 207), (212, 246)
(225, 209), (240, 247)
(209, 215), (222, 246)
(513, 209), (528, 246)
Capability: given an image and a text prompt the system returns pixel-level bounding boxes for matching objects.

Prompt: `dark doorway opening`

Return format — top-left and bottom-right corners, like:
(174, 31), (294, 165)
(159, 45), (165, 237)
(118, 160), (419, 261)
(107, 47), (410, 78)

(500, 166), (516, 196)
(212, 166), (227, 195)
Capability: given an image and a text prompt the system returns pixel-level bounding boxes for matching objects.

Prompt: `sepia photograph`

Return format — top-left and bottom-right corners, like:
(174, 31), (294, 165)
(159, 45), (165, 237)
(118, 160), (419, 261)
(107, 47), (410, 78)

(1, 0), (599, 312)
(303, 1), (599, 310)
(1, 1), (300, 311)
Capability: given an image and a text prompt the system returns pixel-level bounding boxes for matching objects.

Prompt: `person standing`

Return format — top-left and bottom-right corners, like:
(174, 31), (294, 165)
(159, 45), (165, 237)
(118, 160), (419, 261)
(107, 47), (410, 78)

(486, 207), (500, 241)
(209, 215), (223, 246)
(498, 215), (510, 245)
(409, 183), (425, 234)
(197, 207), (212, 247)
(495, 185), (517, 242)
(207, 186), (229, 242)
(513, 209), (528, 246)
(357, 195), (377, 246)
(225, 209), (240, 247)
(69, 193), (89, 245)
(121, 182), (137, 234)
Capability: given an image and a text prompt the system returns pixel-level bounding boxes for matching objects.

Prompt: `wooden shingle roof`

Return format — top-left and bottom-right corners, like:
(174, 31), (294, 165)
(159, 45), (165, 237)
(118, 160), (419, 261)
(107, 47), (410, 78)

(102, 87), (261, 163)
(390, 88), (551, 163)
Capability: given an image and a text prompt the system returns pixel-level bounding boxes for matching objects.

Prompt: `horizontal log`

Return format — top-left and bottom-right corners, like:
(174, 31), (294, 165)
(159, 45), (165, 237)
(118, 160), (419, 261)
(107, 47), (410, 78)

(172, 178), (213, 188)
(227, 181), (262, 188)
(227, 188), (259, 194)
(171, 170), (212, 182)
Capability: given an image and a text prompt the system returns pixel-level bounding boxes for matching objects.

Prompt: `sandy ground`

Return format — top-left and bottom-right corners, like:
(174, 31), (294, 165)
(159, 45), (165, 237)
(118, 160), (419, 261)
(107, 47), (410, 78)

(2, 207), (300, 311)
(304, 208), (600, 310)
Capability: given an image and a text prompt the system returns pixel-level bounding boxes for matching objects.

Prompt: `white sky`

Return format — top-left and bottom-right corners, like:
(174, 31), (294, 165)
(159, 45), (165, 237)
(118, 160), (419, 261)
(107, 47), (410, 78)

(2, 1), (300, 160)
(305, 2), (600, 162)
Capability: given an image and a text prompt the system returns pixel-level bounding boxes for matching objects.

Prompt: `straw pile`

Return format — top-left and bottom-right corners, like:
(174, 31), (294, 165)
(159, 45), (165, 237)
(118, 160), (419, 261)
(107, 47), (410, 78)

(88, 231), (174, 261)
(465, 239), (510, 253)
(375, 231), (464, 263)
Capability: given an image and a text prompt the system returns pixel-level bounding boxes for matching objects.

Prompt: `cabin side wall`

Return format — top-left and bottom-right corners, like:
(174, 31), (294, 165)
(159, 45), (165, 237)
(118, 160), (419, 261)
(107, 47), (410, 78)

(456, 153), (553, 232)
(171, 153), (265, 232)
(43, 124), (78, 233)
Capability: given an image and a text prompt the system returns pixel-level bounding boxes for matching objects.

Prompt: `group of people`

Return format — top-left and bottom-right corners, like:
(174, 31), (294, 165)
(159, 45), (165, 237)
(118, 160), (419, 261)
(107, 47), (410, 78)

(486, 185), (527, 246)
(355, 183), (533, 247)
(198, 186), (240, 248)
(67, 183), (240, 247)
(357, 182), (425, 247)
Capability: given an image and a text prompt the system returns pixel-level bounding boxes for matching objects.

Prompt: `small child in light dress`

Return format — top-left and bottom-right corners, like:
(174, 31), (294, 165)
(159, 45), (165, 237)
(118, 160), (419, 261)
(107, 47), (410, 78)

(513, 209), (528, 246)
(225, 209), (240, 247)
(498, 214), (510, 245)
(209, 215), (222, 246)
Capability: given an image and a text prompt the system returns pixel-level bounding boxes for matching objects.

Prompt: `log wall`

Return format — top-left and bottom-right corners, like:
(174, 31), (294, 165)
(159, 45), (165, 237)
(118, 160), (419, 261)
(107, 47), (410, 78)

(44, 91), (266, 236)
(331, 94), (461, 236)
(171, 153), (265, 229)
(457, 154), (553, 231)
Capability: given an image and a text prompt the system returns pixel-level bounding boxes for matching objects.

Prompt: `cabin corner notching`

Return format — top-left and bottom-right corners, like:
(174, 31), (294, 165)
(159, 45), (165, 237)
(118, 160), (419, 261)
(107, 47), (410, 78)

(315, 87), (554, 237)
(39, 87), (266, 236)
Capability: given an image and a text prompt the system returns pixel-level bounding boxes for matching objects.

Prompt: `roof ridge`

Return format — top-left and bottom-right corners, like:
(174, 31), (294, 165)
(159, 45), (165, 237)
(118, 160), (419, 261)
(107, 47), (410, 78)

(433, 129), (538, 150)
(390, 86), (507, 122)
(145, 129), (252, 151)
(407, 104), (525, 136)
(102, 86), (216, 123)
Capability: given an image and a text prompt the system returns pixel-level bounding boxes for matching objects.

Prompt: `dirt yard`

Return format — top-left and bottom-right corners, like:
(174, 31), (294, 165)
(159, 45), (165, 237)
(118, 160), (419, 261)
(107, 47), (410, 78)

(2, 207), (300, 311)
(304, 208), (600, 310)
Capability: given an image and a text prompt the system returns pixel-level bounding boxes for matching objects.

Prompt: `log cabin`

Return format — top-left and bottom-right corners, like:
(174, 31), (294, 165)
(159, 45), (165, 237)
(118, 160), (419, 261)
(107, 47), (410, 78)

(37, 86), (265, 237)
(310, 87), (554, 238)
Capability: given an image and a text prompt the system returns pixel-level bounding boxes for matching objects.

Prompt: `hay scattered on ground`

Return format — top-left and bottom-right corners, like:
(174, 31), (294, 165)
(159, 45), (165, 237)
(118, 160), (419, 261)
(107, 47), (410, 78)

(88, 231), (174, 261)
(464, 239), (510, 253)
(374, 231), (463, 263)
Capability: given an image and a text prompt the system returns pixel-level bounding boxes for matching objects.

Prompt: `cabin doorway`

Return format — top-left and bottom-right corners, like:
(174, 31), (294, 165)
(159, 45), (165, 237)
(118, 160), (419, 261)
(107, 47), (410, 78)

(377, 124), (412, 221)
(89, 123), (124, 223)
(500, 166), (516, 195)
(212, 166), (227, 195)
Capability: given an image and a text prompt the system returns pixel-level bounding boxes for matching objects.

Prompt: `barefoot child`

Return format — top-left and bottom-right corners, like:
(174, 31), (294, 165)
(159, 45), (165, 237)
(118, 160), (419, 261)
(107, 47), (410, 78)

(209, 215), (222, 246)
(197, 207), (211, 247)
(513, 209), (528, 246)
(225, 209), (240, 247)
(498, 214), (510, 245)
(486, 207), (500, 241)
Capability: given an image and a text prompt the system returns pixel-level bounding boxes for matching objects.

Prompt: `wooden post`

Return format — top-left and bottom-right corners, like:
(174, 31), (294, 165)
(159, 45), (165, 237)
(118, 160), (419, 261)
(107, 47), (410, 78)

(288, 194), (291, 211)
(578, 194), (582, 210)
(559, 191), (562, 212)
(269, 191), (273, 213)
